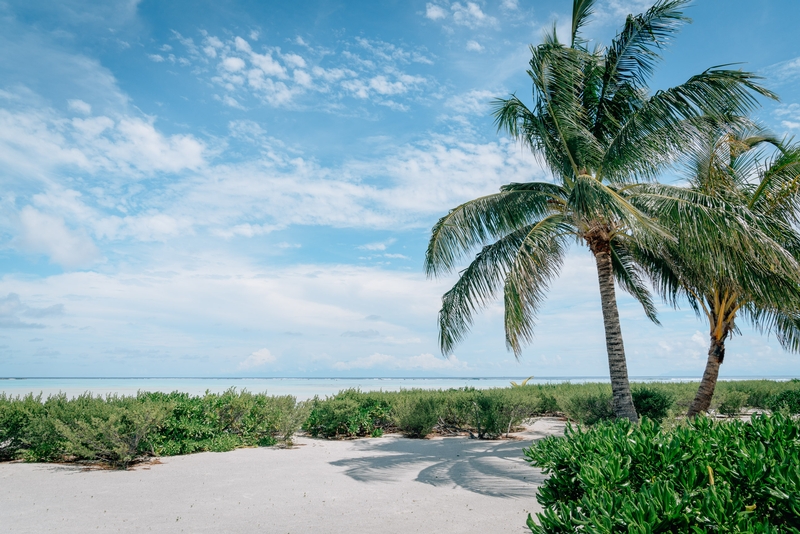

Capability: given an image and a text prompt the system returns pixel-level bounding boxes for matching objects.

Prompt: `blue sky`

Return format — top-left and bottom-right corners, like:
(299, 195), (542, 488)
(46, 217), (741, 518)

(1, 0), (800, 378)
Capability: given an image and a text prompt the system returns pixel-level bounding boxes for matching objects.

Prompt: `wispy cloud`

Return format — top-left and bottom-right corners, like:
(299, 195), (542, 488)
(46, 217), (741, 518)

(0, 293), (63, 329)
(238, 348), (276, 369)
(773, 103), (800, 130)
(163, 32), (435, 111)
(424, 1), (498, 29)
(764, 57), (800, 85)
(333, 352), (467, 370)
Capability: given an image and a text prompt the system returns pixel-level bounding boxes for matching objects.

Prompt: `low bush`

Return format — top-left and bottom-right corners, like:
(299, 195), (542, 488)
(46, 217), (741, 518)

(0, 389), (304, 468)
(394, 395), (440, 438)
(524, 414), (800, 532)
(303, 389), (391, 438)
(631, 386), (674, 423)
(562, 390), (614, 425)
(717, 390), (749, 417)
(55, 398), (171, 468)
(767, 390), (800, 414)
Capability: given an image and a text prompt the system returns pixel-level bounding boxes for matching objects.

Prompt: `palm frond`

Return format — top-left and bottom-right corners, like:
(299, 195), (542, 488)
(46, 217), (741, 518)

(610, 238), (660, 324)
(437, 215), (570, 355)
(594, 0), (690, 139)
(571, 0), (596, 48)
(425, 185), (563, 277)
(601, 69), (778, 182)
(502, 216), (572, 356)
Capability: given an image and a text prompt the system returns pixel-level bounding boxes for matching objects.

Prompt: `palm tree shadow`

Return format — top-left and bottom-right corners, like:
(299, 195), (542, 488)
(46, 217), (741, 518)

(330, 436), (549, 499)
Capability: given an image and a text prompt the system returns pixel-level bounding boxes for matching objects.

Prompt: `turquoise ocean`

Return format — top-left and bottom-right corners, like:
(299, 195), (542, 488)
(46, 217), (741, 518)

(0, 376), (792, 401)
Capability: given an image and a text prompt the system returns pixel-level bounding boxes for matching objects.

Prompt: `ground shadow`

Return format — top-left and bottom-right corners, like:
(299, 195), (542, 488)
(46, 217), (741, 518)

(330, 431), (554, 499)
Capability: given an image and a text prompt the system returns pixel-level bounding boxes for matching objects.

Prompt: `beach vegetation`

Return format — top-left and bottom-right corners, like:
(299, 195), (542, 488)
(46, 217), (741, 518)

(0, 388), (306, 468)
(524, 414), (800, 532)
(2, 380), (799, 468)
(303, 389), (392, 439)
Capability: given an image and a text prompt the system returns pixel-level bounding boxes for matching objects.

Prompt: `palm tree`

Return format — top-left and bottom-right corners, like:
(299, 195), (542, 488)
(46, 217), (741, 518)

(636, 123), (800, 416)
(424, 0), (775, 421)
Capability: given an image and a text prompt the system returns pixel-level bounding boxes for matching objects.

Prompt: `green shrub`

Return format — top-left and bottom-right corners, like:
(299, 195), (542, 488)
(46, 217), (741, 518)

(0, 394), (44, 461)
(632, 386), (674, 423)
(562, 391), (614, 425)
(536, 393), (560, 414)
(55, 398), (171, 469)
(767, 390), (800, 414)
(0, 389), (302, 467)
(717, 390), (749, 417)
(524, 414), (800, 532)
(303, 390), (391, 438)
(142, 389), (302, 454)
(395, 395), (440, 438)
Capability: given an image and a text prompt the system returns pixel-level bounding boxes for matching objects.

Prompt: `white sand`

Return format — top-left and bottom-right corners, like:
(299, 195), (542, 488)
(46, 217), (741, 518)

(0, 418), (565, 533)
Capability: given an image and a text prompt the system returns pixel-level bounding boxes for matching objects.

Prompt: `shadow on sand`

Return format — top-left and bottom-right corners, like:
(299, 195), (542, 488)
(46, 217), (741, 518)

(330, 434), (551, 499)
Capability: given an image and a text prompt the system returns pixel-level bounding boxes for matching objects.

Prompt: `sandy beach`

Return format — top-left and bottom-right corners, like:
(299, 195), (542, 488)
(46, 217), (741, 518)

(0, 418), (563, 533)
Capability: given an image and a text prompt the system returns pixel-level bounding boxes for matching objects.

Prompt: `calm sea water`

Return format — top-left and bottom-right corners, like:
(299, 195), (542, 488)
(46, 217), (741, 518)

(1, 376), (791, 400)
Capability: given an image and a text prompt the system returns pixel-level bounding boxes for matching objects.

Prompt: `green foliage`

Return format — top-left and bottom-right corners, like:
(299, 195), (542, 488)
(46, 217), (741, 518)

(767, 390), (800, 414)
(561, 387), (614, 425)
(303, 386), (547, 439)
(717, 390), (749, 417)
(303, 390), (391, 438)
(0, 389), (304, 468)
(394, 395), (440, 438)
(55, 397), (171, 469)
(632, 386), (674, 423)
(524, 414), (800, 533)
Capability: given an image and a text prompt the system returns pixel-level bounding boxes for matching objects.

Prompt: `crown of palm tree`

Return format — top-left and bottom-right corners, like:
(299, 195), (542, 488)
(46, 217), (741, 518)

(631, 122), (800, 415)
(426, 0), (777, 357)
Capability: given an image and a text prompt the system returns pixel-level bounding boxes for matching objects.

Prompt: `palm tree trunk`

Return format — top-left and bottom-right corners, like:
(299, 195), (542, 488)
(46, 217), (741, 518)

(593, 246), (639, 422)
(687, 335), (725, 417)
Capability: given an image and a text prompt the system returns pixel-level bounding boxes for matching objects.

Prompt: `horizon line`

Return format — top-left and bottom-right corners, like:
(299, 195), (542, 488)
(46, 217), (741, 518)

(2, 375), (798, 380)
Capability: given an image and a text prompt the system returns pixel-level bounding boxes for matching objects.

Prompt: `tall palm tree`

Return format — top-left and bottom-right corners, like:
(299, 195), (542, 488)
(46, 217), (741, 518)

(424, 0), (775, 421)
(636, 123), (800, 416)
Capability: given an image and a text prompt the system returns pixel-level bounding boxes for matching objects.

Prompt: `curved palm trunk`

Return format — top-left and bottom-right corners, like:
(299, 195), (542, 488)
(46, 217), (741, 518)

(593, 244), (639, 422)
(687, 335), (725, 417)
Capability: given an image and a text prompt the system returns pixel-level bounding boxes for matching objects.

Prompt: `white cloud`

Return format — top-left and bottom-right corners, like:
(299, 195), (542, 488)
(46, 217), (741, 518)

(357, 239), (396, 251)
(501, 0), (518, 9)
(451, 2), (497, 28)
(212, 223), (281, 238)
(1, 94), (545, 253)
(342, 329), (380, 338)
(282, 53), (306, 69)
(293, 69), (312, 87)
(766, 57), (800, 84)
(601, 0), (657, 19)
(238, 348), (276, 369)
(0, 106), (206, 179)
(167, 33), (432, 110)
(774, 103), (800, 130)
(691, 331), (707, 349)
(18, 207), (99, 268)
(222, 56), (246, 72)
(0, 293), (63, 329)
(466, 40), (483, 52)
(333, 352), (466, 370)
(218, 94), (245, 109)
(445, 89), (495, 115)
(148, 54), (165, 63)
(67, 99), (92, 115)
(425, 4), (448, 20)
